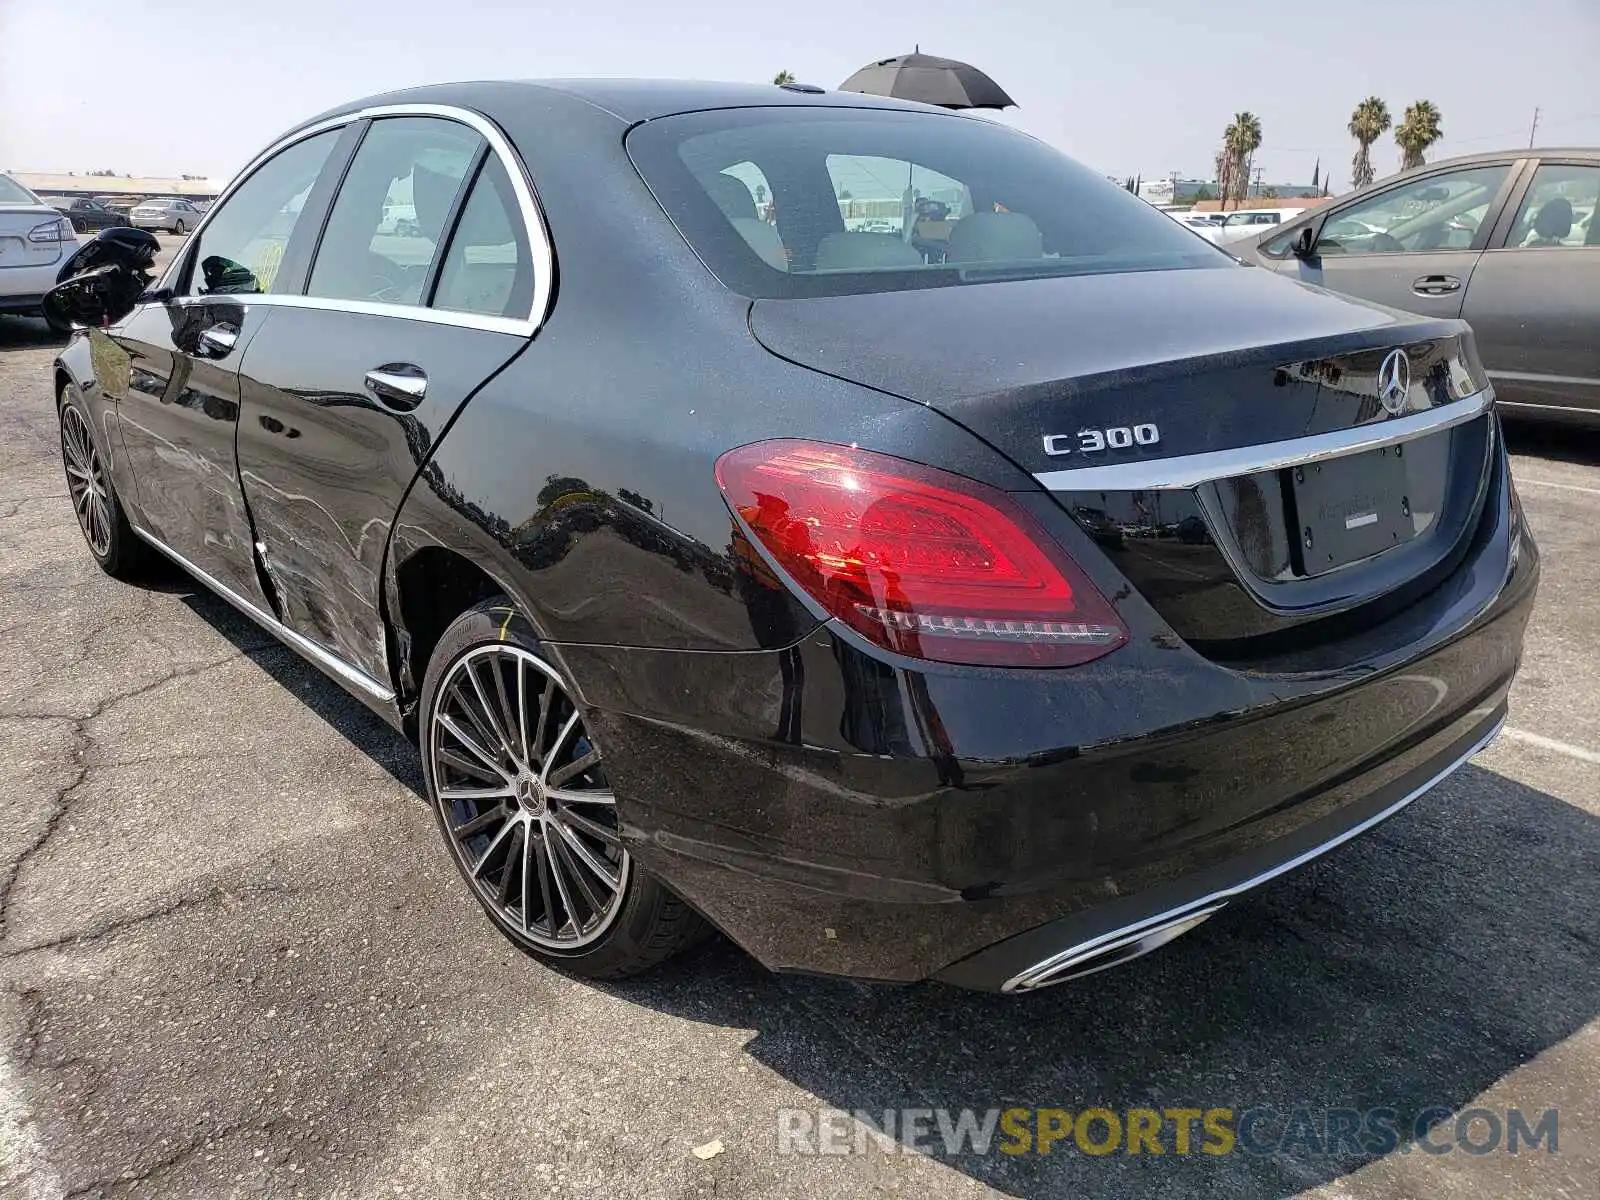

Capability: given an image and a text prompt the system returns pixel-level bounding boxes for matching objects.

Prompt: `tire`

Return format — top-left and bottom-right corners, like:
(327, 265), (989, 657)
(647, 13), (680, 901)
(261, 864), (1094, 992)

(173, 220), (185, 235)
(58, 383), (153, 580)
(70, 218), (86, 234)
(419, 598), (705, 979)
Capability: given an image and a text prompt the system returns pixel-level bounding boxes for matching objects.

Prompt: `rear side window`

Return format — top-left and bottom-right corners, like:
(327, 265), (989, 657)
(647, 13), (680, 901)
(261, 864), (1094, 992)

(628, 107), (1226, 299)
(0, 174), (42, 204)
(185, 130), (340, 296)
(307, 116), (483, 306)
(431, 155), (533, 318)
(1506, 164), (1600, 248)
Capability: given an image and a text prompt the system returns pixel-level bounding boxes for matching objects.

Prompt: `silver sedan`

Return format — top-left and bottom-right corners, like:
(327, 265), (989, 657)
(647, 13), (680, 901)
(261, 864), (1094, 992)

(128, 196), (206, 234)
(1233, 147), (1600, 425)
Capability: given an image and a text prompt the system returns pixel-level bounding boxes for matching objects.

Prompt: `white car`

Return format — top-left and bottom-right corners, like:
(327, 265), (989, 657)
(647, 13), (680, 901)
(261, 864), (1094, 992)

(0, 172), (79, 327)
(1199, 206), (1318, 247)
(129, 196), (205, 234)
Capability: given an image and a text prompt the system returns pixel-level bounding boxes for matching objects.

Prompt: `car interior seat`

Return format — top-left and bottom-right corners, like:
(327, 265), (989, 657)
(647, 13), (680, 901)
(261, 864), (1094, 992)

(701, 173), (788, 271)
(812, 232), (924, 271)
(1529, 197), (1573, 246)
(945, 211), (1044, 263)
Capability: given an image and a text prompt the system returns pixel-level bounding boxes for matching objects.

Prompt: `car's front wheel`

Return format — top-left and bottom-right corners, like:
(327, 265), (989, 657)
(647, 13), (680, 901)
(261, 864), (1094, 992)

(58, 384), (151, 579)
(420, 599), (705, 978)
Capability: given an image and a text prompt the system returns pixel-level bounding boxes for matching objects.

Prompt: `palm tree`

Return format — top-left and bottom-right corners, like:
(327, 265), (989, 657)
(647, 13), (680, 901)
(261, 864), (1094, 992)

(772, 70), (796, 86)
(1395, 101), (1444, 170)
(1221, 112), (1262, 208)
(1348, 97), (1391, 189)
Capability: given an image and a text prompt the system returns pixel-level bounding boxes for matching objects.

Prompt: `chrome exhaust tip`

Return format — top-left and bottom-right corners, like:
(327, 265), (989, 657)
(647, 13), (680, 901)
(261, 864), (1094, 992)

(1003, 904), (1225, 992)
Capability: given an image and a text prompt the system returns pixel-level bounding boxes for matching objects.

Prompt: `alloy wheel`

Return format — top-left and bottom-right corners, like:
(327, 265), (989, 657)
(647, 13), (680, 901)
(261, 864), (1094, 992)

(60, 404), (113, 558)
(427, 644), (629, 950)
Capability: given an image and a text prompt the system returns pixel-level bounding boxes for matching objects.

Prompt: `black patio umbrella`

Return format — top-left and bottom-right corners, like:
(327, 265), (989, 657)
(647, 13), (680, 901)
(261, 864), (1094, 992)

(838, 49), (1016, 110)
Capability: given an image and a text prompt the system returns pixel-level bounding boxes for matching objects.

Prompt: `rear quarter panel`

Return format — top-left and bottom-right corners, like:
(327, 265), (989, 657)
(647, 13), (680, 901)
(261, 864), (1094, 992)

(383, 86), (1033, 670)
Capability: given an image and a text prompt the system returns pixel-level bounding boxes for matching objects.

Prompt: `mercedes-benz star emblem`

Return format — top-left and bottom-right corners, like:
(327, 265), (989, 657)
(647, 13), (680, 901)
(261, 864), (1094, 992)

(1378, 349), (1411, 416)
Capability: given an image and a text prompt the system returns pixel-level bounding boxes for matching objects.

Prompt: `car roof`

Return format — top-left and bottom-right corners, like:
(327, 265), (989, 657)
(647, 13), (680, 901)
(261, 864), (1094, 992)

(1419, 146), (1599, 167)
(302, 77), (961, 129)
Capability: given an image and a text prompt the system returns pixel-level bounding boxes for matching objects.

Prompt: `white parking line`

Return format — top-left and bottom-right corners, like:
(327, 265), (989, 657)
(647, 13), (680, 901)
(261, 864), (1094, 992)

(1499, 726), (1600, 765)
(1514, 477), (1600, 497)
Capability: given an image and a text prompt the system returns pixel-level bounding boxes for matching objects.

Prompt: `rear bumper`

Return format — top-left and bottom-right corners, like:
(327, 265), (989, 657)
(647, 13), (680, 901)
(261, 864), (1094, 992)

(563, 453), (1538, 990)
(0, 252), (71, 307)
(0, 292), (47, 314)
(936, 706), (1505, 991)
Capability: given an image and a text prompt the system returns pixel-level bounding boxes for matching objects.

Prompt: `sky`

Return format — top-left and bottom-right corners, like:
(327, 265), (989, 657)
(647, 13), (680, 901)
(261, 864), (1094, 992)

(4, 0), (1599, 190)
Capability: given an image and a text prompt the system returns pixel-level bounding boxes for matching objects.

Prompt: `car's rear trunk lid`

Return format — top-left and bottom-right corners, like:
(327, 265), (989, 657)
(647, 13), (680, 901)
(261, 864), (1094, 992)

(749, 267), (1496, 658)
(0, 206), (70, 270)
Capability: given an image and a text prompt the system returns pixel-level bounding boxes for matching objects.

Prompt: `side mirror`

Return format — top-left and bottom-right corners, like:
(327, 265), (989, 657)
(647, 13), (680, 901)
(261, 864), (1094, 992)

(1291, 225), (1319, 260)
(42, 227), (162, 329)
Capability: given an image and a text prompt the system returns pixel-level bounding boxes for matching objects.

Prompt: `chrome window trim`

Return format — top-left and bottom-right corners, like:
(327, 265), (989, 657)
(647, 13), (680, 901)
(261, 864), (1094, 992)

(1004, 710), (1506, 992)
(1032, 388), (1493, 493)
(162, 292), (533, 337)
(131, 526), (396, 704)
(158, 101), (553, 338)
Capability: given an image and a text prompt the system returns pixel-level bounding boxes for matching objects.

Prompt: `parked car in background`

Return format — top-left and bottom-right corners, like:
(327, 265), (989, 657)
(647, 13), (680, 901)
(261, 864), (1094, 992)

(0, 171), (78, 327)
(51, 196), (132, 233)
(1193, 206), (1316, 246)
(129, 196), (205, 233)
(47, 81), (1535, 993)
(1236, 149), (1600, 424)
(1171, 210), (1224, 233)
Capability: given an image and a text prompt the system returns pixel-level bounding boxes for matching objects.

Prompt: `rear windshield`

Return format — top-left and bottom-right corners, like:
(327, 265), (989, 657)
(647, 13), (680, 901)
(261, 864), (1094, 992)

(627, 107), (1227, 299)
(0, 175), (41, 205)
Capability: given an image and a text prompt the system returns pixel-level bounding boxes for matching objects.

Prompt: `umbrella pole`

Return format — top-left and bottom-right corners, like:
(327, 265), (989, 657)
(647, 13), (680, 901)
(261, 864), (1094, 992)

(903, 160), (915, 242)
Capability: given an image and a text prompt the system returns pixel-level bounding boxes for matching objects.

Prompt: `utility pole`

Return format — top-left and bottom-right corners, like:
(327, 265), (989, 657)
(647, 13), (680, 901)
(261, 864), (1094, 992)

(1528, 107), (1541, 148)
(1252, 166), (1263, 198)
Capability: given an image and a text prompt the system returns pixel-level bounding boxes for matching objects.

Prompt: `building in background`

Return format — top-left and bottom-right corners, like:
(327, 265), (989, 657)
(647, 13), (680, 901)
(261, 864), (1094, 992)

(1137, 178), (1212, 205)
(8, 172), (227, 207)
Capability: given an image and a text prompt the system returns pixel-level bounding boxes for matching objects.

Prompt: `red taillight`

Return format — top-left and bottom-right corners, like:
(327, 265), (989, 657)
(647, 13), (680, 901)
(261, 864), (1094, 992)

(715, 440), (1128, 667)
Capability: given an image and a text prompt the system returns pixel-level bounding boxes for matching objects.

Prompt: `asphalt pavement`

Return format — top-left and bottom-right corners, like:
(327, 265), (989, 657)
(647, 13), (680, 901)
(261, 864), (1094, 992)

(0, 246), (1594, 1198)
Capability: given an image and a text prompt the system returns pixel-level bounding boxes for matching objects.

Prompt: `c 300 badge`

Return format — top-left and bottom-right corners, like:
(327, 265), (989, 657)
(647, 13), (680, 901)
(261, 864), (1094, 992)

(1042, 424), (1161, 456)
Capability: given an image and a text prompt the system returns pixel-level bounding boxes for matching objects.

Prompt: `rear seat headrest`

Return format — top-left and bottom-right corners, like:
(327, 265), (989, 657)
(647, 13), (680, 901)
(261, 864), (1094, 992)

(813, 232), (923, 271)
(946, 211), (1044, 263)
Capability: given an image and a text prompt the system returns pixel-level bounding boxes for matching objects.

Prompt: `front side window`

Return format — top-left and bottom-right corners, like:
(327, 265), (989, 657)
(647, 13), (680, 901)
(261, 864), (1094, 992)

(184, 130), (340, 296)
(628, 107), (1225, 299)
(1316, 164), (1510, 257)
(1506, 164), (1600, 248)
(431, 155), (533, 318)
(307, 117), (483, 306)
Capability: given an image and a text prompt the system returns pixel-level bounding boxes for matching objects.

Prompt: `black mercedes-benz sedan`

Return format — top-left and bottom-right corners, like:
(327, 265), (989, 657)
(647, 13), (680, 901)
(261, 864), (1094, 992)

(47, 80), (1538, 992)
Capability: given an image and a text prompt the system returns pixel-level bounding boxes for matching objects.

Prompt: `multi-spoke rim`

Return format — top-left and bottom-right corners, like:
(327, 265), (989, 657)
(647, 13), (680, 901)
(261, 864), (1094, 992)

(60, 404), (112, 558)
(427, 644), (629, 951)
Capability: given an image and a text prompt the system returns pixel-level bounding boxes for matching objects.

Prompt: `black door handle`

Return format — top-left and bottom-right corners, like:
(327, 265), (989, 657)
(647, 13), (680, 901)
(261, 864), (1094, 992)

(1412, 274), (1462, 295)
(364, 363), (427, 411)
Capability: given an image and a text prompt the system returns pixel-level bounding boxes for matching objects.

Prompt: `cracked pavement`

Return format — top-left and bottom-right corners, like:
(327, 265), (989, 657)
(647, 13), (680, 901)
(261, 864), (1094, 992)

(0, 285), (1596, 1198)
